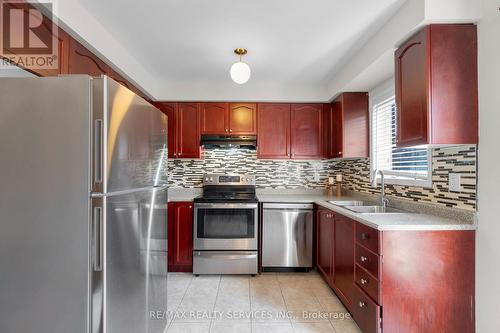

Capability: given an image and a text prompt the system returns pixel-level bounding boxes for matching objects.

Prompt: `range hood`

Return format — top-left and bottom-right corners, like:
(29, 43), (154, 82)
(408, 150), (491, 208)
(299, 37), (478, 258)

(200, 134), (257, 150)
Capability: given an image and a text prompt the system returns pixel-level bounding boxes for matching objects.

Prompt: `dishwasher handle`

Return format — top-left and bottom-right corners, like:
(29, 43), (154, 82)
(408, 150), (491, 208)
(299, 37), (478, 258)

(262, 203), (313, 210)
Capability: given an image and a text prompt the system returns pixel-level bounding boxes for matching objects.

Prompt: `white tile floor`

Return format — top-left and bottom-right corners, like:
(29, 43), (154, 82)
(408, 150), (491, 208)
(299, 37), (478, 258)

(164, 271), (362, 333)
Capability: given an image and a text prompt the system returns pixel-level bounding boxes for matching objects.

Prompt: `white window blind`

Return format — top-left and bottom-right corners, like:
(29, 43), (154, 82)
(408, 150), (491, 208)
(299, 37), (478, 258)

(372, 95), (430, 184)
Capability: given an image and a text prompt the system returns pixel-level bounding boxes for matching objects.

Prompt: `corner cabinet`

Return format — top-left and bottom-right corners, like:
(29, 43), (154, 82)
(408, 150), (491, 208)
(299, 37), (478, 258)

(168, 202), (194, 272)
(324, 93), (369, 158)
(257, 103), (323, 159)
(395, 24), (478, 147)
(155, 102), (201, 159)
(315, 205), (475, 333)
(200, 102), (256, 135)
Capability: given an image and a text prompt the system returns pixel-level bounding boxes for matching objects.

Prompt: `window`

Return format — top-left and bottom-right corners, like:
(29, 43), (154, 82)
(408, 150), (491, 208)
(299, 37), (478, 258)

(370, 83), (431, 187)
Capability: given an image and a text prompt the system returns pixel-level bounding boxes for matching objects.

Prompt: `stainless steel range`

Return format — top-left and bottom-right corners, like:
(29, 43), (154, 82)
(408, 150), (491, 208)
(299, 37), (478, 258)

(193, 174), (258, 275)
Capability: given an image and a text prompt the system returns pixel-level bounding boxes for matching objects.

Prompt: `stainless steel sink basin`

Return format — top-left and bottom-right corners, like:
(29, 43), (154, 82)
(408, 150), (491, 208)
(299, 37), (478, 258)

(343, 205), (406, 214)
(328, 200), (367, 206)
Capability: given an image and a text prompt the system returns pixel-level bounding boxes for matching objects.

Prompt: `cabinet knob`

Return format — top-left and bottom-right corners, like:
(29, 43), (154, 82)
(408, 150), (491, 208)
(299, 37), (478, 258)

(189, 205), (192, 208)
(338, 151), (342, 154)
(292, 153), (295, 157)
(361, 278), (368, 285)
(229, 129), (233, 132)
(360, 256), (368, 262)
(225, 129), (228, 132)
(359, 301), (367, 308)
(361, 233), (370, 240)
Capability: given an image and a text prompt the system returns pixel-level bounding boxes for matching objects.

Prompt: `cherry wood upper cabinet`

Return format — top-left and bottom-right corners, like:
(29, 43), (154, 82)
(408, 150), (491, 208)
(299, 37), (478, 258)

(395, 24), (478, 147)
(177, 103), (200, 158)
(200, 103), (228, 134)
(257, 103), (291, 159)
(290, 104), (323, 159)
(327, 93), (369, 159)
(229, 103), (257, 135)
(67, 38), (109, 76)
(155, 103), (178, 159)
(168, 202), (194, 272)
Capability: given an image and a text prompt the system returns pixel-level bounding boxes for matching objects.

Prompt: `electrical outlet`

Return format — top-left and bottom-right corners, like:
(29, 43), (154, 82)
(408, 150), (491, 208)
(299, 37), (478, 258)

(449, 173), (461, 192)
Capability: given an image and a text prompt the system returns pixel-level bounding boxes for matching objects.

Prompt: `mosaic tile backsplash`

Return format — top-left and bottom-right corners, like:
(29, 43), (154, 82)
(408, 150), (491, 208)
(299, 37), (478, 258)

(168, 149), (335, 189)
(167, 145), (477, 211)
(335, 145), (477, 211)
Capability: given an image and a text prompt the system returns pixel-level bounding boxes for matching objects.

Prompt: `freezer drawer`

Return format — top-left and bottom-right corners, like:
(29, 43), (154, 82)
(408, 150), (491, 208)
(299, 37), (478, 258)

(193, 251), (258, 275)
(262, 203), (313, 268)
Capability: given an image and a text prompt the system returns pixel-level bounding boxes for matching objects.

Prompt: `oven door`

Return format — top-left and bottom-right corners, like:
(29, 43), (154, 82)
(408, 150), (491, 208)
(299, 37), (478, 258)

(194, 203), (258, 250)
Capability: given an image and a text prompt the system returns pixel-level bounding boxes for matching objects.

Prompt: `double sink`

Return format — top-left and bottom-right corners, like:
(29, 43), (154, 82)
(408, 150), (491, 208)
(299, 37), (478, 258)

(328, 200), (406, 214)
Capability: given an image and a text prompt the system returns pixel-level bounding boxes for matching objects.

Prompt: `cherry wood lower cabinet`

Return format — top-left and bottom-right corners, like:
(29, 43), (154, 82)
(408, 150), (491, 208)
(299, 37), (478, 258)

(315, 207), (475, 333)
(167, 202), (194, 272)
(316, 208), (334, 287)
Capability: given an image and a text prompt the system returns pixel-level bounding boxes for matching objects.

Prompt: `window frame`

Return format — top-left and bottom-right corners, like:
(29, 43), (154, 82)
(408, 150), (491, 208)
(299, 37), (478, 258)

(369, 79), (432, 188)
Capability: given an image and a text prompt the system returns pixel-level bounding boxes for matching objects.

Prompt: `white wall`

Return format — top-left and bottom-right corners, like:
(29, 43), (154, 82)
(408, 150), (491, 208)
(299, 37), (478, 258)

(476, 1), (500, 332)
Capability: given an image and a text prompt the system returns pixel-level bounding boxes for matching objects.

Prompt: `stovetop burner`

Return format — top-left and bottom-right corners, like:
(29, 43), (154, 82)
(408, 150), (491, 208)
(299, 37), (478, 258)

(195, 173), (257, 203)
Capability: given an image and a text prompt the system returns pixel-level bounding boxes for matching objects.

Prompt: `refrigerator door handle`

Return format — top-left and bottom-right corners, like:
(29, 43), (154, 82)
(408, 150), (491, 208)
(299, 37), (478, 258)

(94, 119), (103, 183)
(92, 206), (103, 271)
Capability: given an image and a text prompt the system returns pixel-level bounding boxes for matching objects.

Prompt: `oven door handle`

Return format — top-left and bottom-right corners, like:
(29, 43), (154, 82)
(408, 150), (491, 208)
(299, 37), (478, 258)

(194, 203), (258, 209)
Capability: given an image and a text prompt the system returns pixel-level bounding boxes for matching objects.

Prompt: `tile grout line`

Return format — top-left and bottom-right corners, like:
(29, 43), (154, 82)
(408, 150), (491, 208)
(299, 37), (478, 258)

(276, 274), (296, 332)
(165, 273), (194, 332)
(208, 275), (222, 333)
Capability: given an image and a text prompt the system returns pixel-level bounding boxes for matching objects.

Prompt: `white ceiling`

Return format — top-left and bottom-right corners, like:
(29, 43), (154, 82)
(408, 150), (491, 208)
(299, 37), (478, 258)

(54, 0), (407, 101)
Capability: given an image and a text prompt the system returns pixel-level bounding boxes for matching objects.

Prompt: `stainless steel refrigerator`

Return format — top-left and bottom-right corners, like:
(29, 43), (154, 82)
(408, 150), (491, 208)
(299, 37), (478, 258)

(0, 76), (169, 333)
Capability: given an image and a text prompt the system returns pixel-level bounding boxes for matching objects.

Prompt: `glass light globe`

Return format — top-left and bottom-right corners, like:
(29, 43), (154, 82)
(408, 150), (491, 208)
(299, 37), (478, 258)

(230, 61), (251, 84)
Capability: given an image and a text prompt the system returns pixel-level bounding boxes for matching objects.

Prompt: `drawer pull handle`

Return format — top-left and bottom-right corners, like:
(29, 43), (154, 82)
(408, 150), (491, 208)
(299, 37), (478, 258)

(361, 233), (370, 240)
(359, 301), (367, 308)
(360, 256), (368, 262)
(361, 278), (368, 285)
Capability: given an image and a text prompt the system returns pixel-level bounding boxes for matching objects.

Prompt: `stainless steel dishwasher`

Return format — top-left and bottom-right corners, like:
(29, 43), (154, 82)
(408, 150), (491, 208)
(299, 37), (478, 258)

(262, 203), (313, 270)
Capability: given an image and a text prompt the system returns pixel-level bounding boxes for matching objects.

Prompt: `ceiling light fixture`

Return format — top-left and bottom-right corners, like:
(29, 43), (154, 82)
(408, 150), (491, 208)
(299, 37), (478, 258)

(230, 48), (251, 84)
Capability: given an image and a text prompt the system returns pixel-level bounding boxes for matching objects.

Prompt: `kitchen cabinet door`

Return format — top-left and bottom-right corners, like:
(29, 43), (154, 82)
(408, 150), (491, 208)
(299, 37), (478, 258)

(333, 213), (355, 308)
(395, 24), (478, 146)
(200, 103), (228, 134)
(169, 202), (194, 272)
(155, 103), (178, 159)
(67, 38), (109, 76)
(257, 104), (291, 159)
(330, 101), (343, 158)
(342, 93), (369, 158)
(395, 28), (428, 146)
(229, 103), (257, 135)
(317, 209), (334, 287)
(322, 104), (332, 159)
(177, 103), (200, 158)
(290, 104), (322, 159)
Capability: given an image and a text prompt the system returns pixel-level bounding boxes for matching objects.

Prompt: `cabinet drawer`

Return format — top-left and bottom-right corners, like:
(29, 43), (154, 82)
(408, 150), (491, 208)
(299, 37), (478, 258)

(353, 285), (381, 333)
(356, 222), (380, 254)
(355, 264), (380, 304)
(356, 244), (380, 279)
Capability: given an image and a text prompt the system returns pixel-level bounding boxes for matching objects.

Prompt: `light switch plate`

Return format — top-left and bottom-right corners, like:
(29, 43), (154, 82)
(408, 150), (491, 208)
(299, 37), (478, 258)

(449, 173), (461, 192)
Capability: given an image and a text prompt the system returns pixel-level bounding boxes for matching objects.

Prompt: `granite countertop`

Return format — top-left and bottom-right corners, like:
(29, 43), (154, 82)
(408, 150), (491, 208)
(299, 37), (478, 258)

(168, 188), (201, 202)
(168, 188), (477, 231)
(257, 190), (477, 231)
